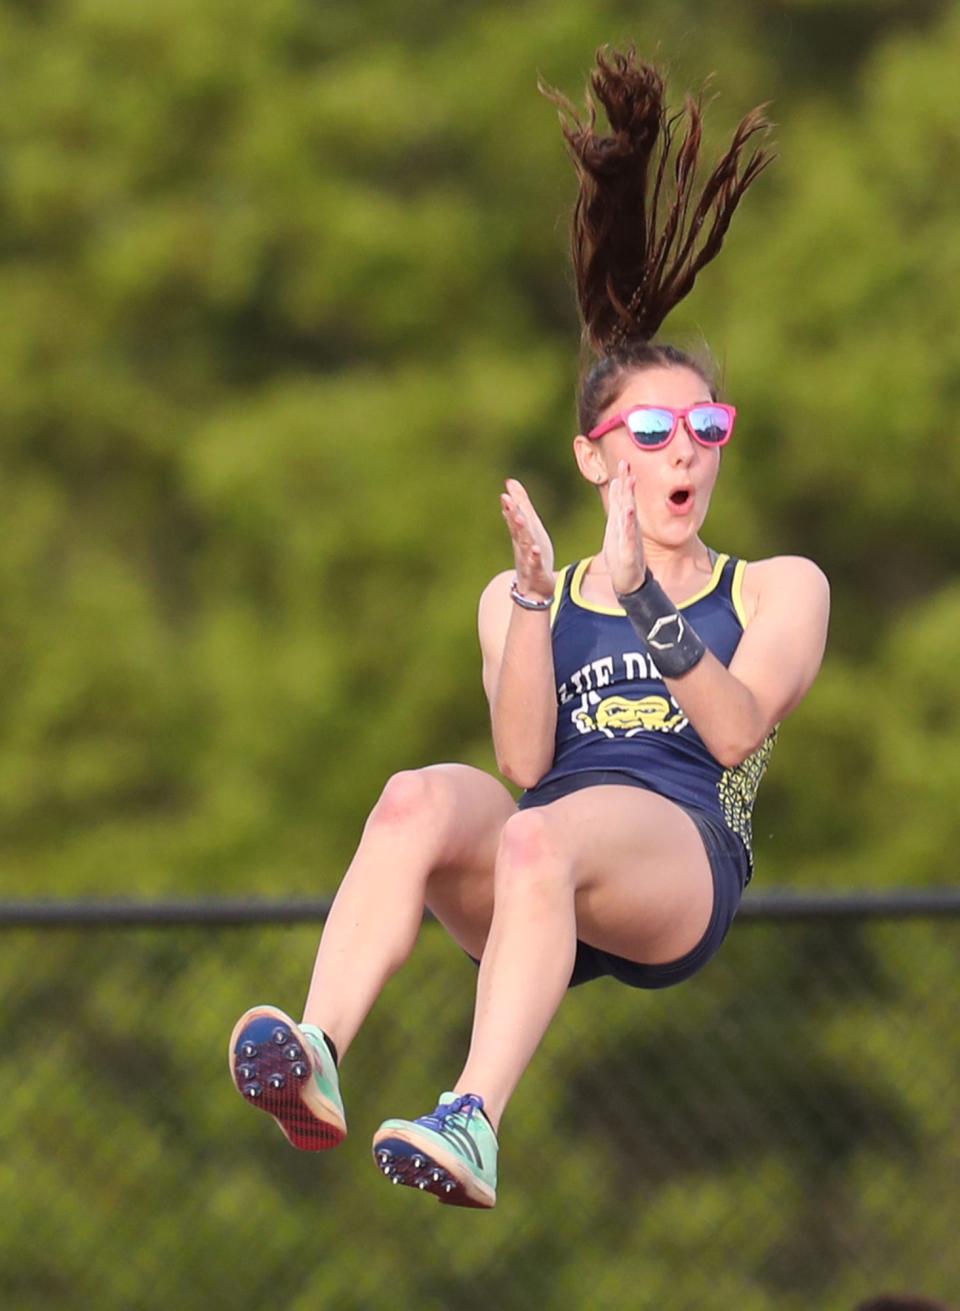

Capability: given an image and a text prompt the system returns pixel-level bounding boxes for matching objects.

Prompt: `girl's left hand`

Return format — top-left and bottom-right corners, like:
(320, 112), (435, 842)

(602, 461), (647, 595)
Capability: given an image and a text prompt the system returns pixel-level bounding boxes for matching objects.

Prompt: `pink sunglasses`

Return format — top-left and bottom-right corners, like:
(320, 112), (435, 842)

(587, 402), (737, 451)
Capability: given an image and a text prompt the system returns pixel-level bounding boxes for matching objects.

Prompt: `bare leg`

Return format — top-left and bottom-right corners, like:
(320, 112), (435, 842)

(454, 785), (714, 1129)
(453, 807), (577, 1129)
(301, 764), (514, 1060)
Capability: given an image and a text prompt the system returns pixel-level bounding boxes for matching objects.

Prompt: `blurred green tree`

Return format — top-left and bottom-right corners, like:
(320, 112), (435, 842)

(0, 3), (958, 1305)
(1, 0), (957, 897)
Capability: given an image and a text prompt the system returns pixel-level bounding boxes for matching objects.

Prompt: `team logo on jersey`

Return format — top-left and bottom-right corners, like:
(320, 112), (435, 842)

(572, 693), (687, 739)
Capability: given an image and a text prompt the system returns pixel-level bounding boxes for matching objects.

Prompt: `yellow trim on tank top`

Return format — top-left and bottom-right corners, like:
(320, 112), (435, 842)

(730, 558), (749, 628)
(568, 553), (731, 617)
(549, 566), (570, 627)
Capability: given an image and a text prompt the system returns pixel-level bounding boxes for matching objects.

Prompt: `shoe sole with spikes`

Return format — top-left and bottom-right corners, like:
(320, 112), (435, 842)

(372, 1133), (495, 1209)
(229, 1006), (346, 1151)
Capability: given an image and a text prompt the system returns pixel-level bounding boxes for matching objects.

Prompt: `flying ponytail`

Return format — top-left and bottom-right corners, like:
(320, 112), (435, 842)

(541, 47), (773, 357)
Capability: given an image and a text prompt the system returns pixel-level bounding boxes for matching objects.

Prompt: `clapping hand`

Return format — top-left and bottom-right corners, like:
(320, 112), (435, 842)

(602, 461), (647, 595)
(500, 479), (556, 603)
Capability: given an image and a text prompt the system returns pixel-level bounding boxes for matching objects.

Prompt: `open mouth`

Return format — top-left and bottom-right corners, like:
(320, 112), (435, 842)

(669, 489), (691, 507)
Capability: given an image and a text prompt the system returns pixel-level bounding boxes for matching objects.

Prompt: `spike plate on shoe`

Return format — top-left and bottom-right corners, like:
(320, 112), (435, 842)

(228, 1007), (345, 1151)
(369, 1137), (490, 1209)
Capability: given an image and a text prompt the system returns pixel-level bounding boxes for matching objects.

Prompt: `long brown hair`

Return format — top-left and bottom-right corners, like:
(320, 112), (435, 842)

(541, 47), (773, 429)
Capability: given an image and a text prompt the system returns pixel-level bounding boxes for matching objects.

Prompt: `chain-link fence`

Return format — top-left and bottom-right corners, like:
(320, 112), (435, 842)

(1, 899), (957, 1311)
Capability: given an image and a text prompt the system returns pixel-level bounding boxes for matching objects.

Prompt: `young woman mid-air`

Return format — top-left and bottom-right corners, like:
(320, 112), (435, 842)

(228, 49), (830, 1210)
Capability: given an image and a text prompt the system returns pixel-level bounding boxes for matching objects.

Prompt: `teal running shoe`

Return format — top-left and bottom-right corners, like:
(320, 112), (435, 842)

(372, 1092), (498, 1209)
(229, 1005), (346, 1150)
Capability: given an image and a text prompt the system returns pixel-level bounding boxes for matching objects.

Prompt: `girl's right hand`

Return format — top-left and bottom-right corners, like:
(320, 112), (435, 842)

(500, 478), (556, 603)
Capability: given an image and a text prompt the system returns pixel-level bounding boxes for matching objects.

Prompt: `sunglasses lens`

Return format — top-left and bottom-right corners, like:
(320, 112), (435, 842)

(688, 405), (732, 445)
(626, 409), (674, 448)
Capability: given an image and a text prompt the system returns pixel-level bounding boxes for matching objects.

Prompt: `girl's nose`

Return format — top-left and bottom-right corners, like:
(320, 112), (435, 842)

(670, 422), (697, 462)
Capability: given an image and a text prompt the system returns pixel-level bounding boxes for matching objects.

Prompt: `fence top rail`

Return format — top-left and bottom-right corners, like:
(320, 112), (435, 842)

(0, 891), (959, 928)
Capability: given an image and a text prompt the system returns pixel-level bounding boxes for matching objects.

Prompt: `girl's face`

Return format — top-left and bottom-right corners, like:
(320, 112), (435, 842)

(583, 365), (723, 544)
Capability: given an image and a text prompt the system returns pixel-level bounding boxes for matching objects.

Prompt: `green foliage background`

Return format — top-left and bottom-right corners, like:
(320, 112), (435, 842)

(2, 0), (959, 899)
(1, 1), (959, 1307)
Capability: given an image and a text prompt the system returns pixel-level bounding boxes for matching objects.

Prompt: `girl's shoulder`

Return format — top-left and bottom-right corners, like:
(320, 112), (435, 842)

(477, 569), (517, 638)
(738, 555), (830, 626)
(479, 569), (516, 614)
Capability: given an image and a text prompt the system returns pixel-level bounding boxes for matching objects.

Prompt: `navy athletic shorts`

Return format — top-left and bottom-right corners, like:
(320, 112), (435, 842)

(514, 768), (750, 990)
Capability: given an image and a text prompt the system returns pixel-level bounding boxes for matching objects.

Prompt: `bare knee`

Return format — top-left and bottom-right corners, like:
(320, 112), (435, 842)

(495, 810), (571, 896)
(366, 769), (451, 834)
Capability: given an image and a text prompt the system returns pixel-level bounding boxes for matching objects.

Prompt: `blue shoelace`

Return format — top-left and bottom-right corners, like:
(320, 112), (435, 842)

(417, 1093), (484, 1131)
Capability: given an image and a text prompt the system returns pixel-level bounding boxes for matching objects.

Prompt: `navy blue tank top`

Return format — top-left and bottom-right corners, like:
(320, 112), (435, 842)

(526, 553), (776, 867)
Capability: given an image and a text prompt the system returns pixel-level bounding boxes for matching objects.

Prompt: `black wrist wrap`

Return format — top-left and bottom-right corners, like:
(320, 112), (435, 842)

(616, 572), (707, 678)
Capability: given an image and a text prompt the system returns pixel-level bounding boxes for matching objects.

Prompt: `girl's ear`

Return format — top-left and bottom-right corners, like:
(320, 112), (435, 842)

(573, 434), (607, 485)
